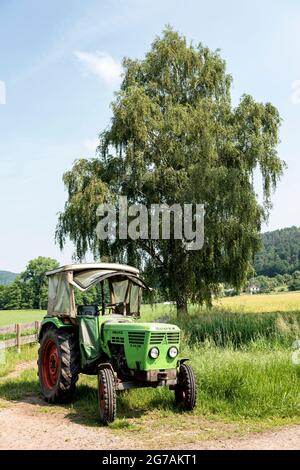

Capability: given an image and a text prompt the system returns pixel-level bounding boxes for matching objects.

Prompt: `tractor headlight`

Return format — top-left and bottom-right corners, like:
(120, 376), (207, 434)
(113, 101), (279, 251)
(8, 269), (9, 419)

(168, 347), (178, 358)
(149, 347), (159, 359)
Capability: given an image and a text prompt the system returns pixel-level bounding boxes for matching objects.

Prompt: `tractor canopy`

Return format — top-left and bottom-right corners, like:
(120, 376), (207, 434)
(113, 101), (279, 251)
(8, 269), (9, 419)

(46, 263), (150, 318)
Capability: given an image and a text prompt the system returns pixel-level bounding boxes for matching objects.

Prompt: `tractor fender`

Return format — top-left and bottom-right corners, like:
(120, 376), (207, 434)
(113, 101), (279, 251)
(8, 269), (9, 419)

(97, 362), (118, 383)
(177, 358), (189, 368)
(98, 362), (115, 373)
(38, 317), (74, 341)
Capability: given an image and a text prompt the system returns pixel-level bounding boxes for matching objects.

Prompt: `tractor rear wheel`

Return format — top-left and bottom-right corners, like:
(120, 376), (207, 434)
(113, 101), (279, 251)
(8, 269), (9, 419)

(38, 327), (80, 403)
(175, 363), (196, 410)
(97, 367), (116, 425)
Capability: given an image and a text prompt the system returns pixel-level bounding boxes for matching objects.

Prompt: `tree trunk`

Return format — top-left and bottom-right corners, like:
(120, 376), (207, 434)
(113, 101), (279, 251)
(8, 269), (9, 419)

(176, 298), (188, 319)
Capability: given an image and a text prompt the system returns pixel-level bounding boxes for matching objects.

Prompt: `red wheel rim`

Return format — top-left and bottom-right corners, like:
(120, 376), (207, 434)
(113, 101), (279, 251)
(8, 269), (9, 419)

(42, 339), (60, 389)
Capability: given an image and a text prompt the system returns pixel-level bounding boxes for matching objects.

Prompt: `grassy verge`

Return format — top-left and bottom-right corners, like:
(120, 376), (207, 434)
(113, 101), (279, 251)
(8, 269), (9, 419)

(0, 344), (38, 377)
(1, 341), (298, 446)
(0, 306), (299, 445)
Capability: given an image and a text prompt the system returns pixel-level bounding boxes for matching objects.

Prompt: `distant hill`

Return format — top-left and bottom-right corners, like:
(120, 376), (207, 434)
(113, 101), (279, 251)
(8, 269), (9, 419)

(255, 226), (300, 276)
(0, 270), (18, 285)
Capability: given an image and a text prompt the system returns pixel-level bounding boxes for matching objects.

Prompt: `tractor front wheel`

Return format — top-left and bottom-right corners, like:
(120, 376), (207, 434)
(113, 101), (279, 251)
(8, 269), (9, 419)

(97, 367), (116, 425)
(175, 363), (197, 411)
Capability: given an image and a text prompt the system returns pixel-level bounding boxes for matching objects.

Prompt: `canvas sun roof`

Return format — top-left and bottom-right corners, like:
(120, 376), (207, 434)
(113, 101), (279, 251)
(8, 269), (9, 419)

(72, 269), (150, 292)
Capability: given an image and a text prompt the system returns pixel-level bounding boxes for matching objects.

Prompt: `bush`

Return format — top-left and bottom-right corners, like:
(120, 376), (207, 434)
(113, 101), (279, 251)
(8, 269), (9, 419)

(288, 279), (300, 291)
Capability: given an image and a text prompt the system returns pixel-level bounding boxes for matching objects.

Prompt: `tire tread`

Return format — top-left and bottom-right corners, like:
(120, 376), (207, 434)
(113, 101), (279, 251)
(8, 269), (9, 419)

(98, 368), (116, 424)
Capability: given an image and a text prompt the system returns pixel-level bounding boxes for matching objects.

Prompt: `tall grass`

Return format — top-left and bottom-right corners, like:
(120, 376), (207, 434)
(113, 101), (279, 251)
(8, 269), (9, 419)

(192, 346), (300, 419)
(177, 309), (300, 349)
(63, 341), (300, 425)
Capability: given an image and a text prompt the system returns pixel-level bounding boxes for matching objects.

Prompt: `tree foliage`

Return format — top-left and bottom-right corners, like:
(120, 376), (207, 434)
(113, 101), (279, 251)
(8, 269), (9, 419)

(56, 28), (284, 315)
(20, 257), (59, 309)
(233, 268), (300, 295)
(0, 257), (59, 310)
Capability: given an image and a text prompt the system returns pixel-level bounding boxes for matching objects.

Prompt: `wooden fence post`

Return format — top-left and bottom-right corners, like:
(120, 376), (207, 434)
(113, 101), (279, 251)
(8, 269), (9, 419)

(35, 321), (40, 340)
(0, 321), (41, 351)
(16, 323), (21, 353)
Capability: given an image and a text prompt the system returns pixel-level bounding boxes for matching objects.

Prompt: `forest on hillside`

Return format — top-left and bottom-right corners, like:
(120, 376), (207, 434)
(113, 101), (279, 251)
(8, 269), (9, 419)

(255, 226), (300, 276)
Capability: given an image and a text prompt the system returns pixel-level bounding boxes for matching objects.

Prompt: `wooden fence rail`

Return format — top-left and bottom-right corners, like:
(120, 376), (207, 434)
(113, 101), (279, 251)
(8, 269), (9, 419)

(0, 321), (40, 352)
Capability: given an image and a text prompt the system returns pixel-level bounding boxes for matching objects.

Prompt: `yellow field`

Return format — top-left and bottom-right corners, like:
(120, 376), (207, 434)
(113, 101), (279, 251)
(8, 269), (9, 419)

(215, 291), (300, 313)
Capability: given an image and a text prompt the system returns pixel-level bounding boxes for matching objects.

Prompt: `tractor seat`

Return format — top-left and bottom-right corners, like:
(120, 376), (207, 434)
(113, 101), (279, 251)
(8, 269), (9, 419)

(77, 305), (99, 316)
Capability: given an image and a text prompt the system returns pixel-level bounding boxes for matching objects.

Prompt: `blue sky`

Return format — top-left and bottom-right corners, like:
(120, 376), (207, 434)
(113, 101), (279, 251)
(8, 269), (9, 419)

(0, 0), (300, 272)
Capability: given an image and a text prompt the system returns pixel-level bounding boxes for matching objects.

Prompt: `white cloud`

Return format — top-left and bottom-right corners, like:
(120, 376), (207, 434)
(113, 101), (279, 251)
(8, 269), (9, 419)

(74, 50), (122, 85)
(291, 80), (300, 105)
(83, 138), (99, 153)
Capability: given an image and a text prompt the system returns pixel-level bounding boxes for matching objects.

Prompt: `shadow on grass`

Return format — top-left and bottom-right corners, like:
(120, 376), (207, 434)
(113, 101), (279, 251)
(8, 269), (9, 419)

(0, 378), (40, 401)
(0, 377), (184, 428)
(66, 385), (186, 427)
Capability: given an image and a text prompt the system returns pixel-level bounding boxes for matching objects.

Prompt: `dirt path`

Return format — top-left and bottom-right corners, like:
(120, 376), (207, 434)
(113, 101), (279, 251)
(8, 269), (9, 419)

(190, 426), (300, 450)
(0, 401), (135, 450)
(0, 361), (299, 450)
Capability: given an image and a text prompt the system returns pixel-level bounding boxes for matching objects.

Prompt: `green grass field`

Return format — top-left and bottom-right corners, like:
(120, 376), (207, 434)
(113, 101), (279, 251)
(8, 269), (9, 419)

(0, 305), (170, 326)
(0, 310), (46, 326)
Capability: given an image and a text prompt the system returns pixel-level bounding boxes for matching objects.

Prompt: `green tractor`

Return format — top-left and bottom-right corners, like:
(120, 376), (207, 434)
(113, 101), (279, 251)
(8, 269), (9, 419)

(38, 263), (196, 424)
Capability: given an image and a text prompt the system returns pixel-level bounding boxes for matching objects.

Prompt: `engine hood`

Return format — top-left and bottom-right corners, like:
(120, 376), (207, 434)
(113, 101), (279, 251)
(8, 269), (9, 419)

(103, 320), (180, 333)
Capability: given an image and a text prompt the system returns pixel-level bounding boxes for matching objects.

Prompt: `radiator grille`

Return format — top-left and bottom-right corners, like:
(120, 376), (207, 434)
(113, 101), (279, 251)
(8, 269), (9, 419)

(150, 332), (180, 344)
(150, 332), (166, 344)
(167, 332), (180, 344)
(111, 336), (124, 344)
(128, 332), (145, 345)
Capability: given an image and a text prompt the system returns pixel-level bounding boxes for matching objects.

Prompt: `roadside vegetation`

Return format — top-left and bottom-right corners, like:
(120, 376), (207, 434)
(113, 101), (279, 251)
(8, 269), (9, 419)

(0, 344), (37, 378)
(0, 295), (299, 441)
